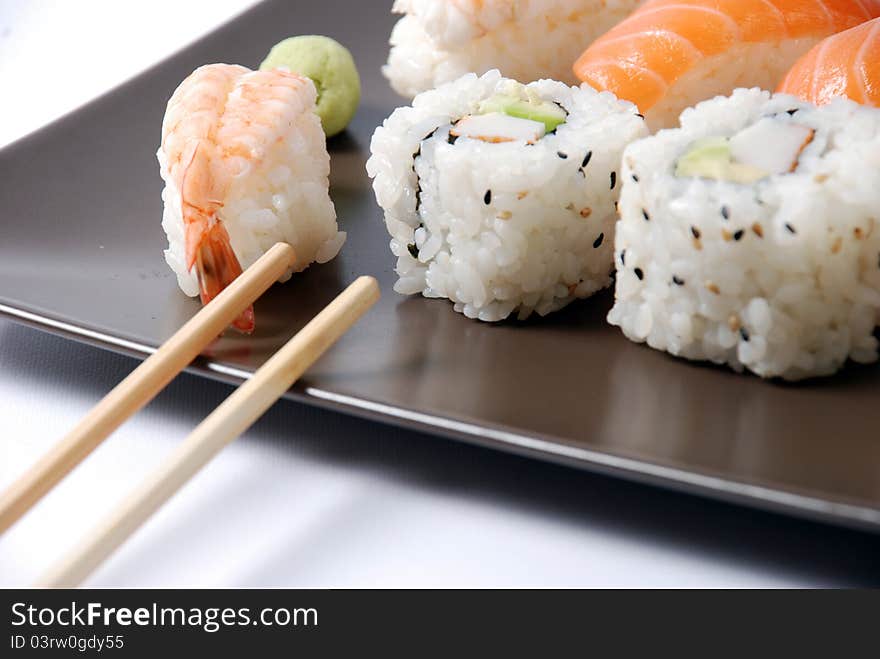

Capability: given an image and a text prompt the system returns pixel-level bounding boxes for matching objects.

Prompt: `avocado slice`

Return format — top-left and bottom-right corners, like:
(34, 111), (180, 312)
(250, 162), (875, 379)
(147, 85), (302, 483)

(675, 137), (768, 183)
(477, 94), (567, 133)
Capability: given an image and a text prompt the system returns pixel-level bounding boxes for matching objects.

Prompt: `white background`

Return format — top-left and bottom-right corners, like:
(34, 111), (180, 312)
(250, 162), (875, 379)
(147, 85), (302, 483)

(1, 0), (878, 587)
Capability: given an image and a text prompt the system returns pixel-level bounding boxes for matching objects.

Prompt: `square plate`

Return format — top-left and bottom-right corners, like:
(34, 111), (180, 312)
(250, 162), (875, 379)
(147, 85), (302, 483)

(1, 0), (878, 531)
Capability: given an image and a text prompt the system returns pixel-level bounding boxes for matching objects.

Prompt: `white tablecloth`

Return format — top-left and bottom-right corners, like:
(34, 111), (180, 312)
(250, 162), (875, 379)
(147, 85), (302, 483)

(1, 0), (878, 587)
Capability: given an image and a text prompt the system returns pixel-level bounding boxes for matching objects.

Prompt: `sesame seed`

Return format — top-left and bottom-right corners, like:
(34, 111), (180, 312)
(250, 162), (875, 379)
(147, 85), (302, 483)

(620, 249), (626, 266)
(721, 206), (730, 220)
(706, 282), (720, 295)
(447, 134), (459, 145)
(632, 174), (640, 183)
(785, 223), (796, 234)
(752, 223), (764, 238)
(740, 327), (750, 341)
(582, 151), (592, 167)
(577, 168), (586, 178)
(672, 275), (684, 286)
(634, 267), (644, 281)
(580, 207), (592, 218)
(593, 233), (604, 248)
(517, 191), (528, 200)
(854, 227), (863, 239)
(484, 190), (492, 205)
(635, 113), (645, 119)
(497, 211), (512, 220)
(557, 151), (568, 159)
(786, 109), (798, 116)
(642, 209), (650, 221)
(691, 226), (701, 239)
(722, 229), (733, 242)
(733, 230), (744, 241)
(610, 171), (617, 190)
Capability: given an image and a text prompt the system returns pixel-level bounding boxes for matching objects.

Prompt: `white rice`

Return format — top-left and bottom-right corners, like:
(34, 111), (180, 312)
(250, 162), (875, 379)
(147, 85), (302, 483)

(384, 0), (642, 98)
(608, 88), (880, 380)
(367, 69), (647, 322)
(158, 77), (344, 298)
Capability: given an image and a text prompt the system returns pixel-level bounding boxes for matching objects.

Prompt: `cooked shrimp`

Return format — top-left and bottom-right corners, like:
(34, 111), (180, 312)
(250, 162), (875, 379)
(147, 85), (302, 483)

(159, 64), (317, 333)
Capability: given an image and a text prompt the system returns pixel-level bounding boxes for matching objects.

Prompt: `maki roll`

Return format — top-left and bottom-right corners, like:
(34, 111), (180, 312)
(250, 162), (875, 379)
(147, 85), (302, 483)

(367, 70), (647, 322)
(608, 88), (880, 379)
(158, 64), (345, 332)
(384, 0), (643, 98)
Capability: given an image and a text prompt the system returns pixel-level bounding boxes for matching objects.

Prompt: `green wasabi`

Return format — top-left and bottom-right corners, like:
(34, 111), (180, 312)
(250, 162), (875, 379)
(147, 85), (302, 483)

(478, 94), (567, 133)
(260, 35), (361, 138)
(675, 137), (767, 183)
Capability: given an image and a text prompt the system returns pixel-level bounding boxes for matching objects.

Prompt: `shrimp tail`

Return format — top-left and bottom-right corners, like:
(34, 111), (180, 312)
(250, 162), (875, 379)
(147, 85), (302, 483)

(194, 222), (254, 334)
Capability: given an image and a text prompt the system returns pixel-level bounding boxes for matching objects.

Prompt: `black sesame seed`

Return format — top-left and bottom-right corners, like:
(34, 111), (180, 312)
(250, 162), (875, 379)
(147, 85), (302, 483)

(785, 223), (797, 234)
(672, 275), (685, 286)
(593, 233), (604, 249)
(721, 205), (730, 220)
(557, 151), (568, 159)
(733, 229), (744, 241)
(635, 113), (645, 119)
(484, 190), (492, 205)
(582, 151), (593, 167)
(634, 267), (644, 281)
(632, 174), (640, 183)
(447, 133), (459, 145)
(620, 249), (626, 266)
(610, 171), (617, 190)
(786, 108), (798, 116)
(407, 243), (419, 258)
(740, 327), (750, 342)
(691, 226), (701, 239)
(578, 168), (586, 178)
(642, 209), (650, 221)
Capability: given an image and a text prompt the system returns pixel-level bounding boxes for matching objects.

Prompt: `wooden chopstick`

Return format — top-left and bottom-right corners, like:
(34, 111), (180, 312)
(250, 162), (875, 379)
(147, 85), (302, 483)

(0, 242), (297, 536)
(37, 275), (380, 587)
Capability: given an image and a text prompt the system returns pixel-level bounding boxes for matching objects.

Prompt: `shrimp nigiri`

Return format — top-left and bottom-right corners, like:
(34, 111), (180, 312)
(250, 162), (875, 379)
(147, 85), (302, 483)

(778, 17), (880, 106)
(158, 64), (345, 332)
(573, 0), (880, 130)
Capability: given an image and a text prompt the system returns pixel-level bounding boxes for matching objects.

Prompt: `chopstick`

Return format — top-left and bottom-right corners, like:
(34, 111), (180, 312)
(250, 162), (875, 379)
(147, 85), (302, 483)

(37, 275), (380, 587)
(0, 242), (297, 536)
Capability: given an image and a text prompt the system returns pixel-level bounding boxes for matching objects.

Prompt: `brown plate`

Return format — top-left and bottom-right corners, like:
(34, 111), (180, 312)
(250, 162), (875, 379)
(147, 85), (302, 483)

(1, 0), (878, 532)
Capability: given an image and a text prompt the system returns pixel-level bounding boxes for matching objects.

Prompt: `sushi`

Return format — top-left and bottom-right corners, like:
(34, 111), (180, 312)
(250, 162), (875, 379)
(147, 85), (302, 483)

(607, 88), (880, 379)
(778, 17), (880, 107)
(573, 0), (880, 130)
(384, 0), (643, 98)
(367, 70), (647, 322)
(158, 64), (345, 332)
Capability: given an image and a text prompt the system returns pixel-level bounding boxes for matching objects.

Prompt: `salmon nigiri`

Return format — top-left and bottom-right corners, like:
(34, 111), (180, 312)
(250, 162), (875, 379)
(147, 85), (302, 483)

(573, 0), (880, 130)
(778, 17), (880, 106)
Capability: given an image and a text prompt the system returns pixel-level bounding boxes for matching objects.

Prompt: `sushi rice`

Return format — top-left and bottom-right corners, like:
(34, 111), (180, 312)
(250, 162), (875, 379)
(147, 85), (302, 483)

(384, 0), (642, 98)
(367, 70), (647, 322)
(609, 88), (880, 379)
